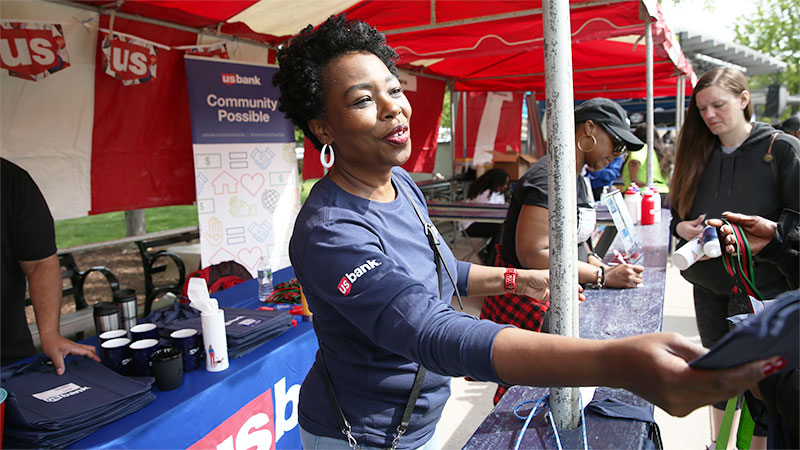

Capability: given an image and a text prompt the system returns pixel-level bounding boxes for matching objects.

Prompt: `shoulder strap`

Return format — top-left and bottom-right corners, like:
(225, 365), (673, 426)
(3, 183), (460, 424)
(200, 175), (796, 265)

(396, 180), (464, 310)
(318, 177), (455, 450)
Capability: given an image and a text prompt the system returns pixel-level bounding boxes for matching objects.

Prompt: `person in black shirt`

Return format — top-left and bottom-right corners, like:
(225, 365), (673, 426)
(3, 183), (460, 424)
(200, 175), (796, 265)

(1, 158), (99, 374)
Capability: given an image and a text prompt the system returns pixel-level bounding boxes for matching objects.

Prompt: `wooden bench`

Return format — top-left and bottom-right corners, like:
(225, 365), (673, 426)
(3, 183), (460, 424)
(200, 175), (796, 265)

(135, 228), (200, 316)
(27, 253), (120, 348)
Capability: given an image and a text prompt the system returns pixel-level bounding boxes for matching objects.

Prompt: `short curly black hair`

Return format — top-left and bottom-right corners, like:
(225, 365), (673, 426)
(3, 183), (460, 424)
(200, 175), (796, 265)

(272, 15), (399, 151)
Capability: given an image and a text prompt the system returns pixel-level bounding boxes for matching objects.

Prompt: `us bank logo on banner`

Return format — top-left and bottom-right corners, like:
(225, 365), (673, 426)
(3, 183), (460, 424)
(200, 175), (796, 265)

(187, 377), (300, 450)
(184, 56), (300, 276)
(0, 20), (70, 81)
(101, 29), (166, 86)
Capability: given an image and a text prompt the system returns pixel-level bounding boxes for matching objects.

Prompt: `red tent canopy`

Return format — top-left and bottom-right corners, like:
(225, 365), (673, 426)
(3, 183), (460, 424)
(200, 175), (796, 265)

(74, 0), (283, 43)
(74, 0), (694, 98)
(340, 0), (693, 97)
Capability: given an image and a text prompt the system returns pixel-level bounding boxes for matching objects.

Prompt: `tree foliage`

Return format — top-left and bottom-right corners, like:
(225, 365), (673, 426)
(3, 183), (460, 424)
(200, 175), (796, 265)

(734, 0), (799, 114)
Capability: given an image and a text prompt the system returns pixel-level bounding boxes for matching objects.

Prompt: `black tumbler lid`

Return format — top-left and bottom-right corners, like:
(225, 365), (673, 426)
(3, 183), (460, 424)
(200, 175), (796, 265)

(93, 301), (118, 317)
(113, 288), (137, 303)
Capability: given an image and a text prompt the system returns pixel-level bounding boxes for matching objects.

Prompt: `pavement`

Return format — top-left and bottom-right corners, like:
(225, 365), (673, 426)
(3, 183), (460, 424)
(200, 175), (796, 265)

(435, 233), (715, 449)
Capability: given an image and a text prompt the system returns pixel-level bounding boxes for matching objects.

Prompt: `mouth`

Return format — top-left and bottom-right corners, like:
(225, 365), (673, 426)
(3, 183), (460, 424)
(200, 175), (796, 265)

(384, 124), (410, 145)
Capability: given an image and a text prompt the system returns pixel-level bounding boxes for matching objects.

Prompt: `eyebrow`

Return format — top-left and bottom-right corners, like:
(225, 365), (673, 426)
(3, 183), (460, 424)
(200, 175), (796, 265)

(343, 74), (398, 98)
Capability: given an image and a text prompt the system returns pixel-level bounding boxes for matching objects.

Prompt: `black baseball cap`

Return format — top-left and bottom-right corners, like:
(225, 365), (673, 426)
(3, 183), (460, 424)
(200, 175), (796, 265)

(574, 98), (644, 151)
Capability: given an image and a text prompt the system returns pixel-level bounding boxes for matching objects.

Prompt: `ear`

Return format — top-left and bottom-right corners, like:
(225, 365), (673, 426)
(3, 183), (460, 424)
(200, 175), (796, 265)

(308, 118), (333, 146)
(583, 119), (596, 135)
(740, 90), (750, 110)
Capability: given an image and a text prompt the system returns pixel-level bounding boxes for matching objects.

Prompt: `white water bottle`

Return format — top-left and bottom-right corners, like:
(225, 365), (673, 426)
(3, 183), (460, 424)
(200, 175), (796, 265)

(649, 185), (661, 222)
(257, 256), (273, 302)
(702, 226), (722, 258)
(672, 237), (705, 270)
(201, 306), (229, 372)
(624, 185), (641, 224)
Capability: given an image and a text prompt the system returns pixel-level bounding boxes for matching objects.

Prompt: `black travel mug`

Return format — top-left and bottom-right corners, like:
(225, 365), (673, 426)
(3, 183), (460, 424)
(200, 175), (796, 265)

(150, 347), (184, 391)
(93, 302), (120, 336)
(113, 289), (138, 332)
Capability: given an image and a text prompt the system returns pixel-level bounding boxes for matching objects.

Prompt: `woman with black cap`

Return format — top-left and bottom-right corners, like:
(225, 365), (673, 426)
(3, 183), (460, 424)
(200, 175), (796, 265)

(274, 16), (780, 450)
(480, 97), (647, 402)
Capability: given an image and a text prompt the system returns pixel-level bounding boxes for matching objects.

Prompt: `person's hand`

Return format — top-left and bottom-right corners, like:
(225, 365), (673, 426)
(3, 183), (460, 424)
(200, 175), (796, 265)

(706, 212), (777, 256)
(608, 332), (781, 417)
(604, 263), (643, 288)
(40, 332), (100, 375)
(517, 269), (550, 300)
(676, 214), (706, 241)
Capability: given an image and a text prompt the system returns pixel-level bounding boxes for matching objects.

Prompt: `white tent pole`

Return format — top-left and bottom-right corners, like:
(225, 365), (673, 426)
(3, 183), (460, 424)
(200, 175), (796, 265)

(646, 18), (654, 186)
(462, 92), (468, 162)
(679, 74), (686, 129)
(450, 83), (458, 177)
(675, 74), (682, 130)
(543, 0), (580, 429)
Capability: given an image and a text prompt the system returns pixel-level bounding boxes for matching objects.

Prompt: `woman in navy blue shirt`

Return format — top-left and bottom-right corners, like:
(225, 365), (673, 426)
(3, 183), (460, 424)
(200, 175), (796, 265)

(273, 15), (780, 450)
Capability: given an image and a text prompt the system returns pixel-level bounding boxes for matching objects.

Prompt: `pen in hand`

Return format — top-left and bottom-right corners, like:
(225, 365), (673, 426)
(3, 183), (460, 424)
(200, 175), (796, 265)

(612, 249), (628, 265)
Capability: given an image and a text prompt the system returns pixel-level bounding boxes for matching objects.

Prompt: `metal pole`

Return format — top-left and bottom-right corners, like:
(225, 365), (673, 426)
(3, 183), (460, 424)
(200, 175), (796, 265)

(675, 75), (682, 131)
(678, 74), (686, 130)
(450, 84), (458, 178)
(645, 18), (654, 186)
(525, 93), (532, 155)
(543, 0), (580, 429)
(462, 92), (468, 163)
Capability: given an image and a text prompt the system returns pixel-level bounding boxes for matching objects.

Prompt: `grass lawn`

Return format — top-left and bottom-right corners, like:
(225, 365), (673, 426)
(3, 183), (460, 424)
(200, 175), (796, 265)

(55, 178), (319, 249)
(55, 205), (198, 248)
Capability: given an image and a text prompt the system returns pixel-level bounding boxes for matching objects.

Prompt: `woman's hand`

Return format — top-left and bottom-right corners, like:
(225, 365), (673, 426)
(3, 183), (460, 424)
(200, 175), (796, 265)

(604, 263), (643, 288)
(706, 212), (777, 256)
(517, 269), (550, 300)
(492, 330), (777, 417)
(607, 332), (779, 417)
(675, 214), (706, 241)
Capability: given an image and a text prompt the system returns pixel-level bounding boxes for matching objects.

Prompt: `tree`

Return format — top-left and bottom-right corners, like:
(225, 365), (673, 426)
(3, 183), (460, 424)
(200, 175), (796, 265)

(734, 0), (800, 116)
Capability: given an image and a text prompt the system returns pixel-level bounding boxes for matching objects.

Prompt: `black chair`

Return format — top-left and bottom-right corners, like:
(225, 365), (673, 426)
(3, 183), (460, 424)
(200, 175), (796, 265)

(135, 229), (200, 316)
(26, 253), (120, 341)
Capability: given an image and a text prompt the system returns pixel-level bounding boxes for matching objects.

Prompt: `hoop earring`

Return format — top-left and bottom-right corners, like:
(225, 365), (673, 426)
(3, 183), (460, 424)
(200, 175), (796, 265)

(320, 143), (334, 174)
(577, 134), (597, 153)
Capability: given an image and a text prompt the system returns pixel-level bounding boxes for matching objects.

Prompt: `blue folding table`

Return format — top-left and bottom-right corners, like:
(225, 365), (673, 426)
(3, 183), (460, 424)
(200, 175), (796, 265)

(69, 268), (318, 449)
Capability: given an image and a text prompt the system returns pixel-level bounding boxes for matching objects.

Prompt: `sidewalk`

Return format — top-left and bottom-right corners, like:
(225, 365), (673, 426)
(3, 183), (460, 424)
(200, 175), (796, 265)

(437, 233), (712, 449)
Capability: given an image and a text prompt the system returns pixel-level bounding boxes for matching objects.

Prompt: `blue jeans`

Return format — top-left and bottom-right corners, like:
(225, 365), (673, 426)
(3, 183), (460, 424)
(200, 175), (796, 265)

(299, 425), (440, 450)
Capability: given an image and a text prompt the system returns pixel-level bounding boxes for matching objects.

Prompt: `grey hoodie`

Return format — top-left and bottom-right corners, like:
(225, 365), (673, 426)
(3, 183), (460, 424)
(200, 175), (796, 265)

(670, 122), (800, 296)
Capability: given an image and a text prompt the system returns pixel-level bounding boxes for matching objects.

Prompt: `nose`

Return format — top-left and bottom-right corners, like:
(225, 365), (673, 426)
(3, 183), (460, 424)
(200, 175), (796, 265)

(379, 94), (402, 120)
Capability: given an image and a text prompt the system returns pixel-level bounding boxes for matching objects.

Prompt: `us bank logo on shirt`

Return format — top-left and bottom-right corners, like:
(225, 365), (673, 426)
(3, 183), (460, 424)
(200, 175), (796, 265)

(337, 259), (382, 296)
(33, 382), (91, 402)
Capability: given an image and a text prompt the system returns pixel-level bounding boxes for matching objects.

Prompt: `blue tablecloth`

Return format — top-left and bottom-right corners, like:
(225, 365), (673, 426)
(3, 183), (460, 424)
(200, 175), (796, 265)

(69, 267), (318, 449)
(464, 210), (671, 450)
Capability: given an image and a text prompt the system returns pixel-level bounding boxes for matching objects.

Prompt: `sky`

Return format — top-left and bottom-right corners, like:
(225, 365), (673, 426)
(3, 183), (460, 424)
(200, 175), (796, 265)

(660, 0), (758, 41)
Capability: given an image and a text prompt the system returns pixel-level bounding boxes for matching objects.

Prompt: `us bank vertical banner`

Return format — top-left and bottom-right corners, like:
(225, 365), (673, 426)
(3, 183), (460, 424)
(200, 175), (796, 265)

(184, 56), (299, 276)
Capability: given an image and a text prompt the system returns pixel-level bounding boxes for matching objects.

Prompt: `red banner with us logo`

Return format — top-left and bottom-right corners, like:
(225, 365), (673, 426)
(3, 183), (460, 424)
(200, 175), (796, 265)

(90, 15), (196, 214)
(0, 21), (70, 81)
(100, 29), (165, 86)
